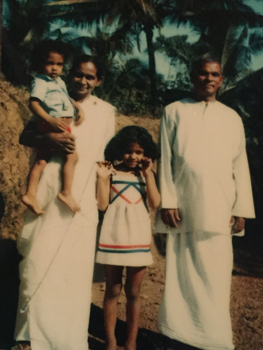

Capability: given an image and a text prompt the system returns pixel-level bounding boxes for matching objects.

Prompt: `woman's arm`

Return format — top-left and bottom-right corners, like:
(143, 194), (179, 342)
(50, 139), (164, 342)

(71, 99), (85, 126)
(141, 158), (160, 209)
(19, 121), (76, 153)
(96, 162), (114, 211)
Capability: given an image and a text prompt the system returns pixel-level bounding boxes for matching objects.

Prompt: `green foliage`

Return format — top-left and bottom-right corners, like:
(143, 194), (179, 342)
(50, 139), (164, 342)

(95, 58), (163, 116)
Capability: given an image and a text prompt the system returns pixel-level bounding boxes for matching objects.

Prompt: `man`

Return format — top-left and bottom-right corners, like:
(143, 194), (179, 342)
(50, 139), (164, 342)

(154, 54), (255, 350)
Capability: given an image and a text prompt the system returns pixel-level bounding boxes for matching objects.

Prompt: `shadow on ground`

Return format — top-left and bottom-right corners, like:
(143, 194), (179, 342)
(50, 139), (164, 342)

(0, 193), (21, 350)
(88, 303), (200, 350)
(232, 219), (263, 279)
(0, 240), (21, 349)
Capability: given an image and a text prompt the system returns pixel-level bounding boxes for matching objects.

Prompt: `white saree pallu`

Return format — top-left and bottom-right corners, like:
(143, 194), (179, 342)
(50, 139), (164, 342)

(15, 97), (115, 350)
(158, 231), (235, 350)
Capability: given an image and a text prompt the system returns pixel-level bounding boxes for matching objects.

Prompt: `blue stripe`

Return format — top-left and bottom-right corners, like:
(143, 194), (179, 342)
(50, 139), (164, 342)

(98, 248), (151, 254)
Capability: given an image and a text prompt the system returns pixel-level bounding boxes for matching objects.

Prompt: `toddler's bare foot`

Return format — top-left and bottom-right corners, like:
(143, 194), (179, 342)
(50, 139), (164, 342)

(22, 194), (44, 215)
(57, 192), (81, 214)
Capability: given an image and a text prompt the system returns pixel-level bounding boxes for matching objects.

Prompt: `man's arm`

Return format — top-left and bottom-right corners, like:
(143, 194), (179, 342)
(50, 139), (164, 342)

(19, 121), (76, 153)
(158, 107), (180, 227)
(231, 120), (255, 220)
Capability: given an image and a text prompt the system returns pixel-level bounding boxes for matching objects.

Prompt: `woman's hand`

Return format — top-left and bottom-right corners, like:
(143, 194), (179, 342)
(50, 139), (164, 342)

(97, 161), (115, 179)
(75, 109), (85, 126)
(72, 99), (85, 126)
(48, 118), (69, 132)
(141, 157), (153, 177)
(48, 132), (76, 154)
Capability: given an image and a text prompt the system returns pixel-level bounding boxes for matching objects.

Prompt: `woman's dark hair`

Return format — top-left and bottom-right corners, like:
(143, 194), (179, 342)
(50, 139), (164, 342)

(30, 40), (71, 72)
(70, 54), (104, 80)
(105, 126), (160, 163)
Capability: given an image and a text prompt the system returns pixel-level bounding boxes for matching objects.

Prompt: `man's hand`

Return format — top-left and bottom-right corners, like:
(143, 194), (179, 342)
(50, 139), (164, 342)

(161, 208), (181, 228)
(230, 216), (245, 233)
(48, 132), (76, 154)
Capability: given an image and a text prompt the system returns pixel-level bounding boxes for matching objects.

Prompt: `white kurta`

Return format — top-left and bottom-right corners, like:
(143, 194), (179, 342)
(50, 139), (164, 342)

(154, 98), (255, 350)
(15, 96), (115, 350)
(155, 98), (255, 235)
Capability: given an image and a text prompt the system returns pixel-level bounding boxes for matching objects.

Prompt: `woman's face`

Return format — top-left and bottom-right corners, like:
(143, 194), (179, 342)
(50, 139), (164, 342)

(72, 61), (101, 100)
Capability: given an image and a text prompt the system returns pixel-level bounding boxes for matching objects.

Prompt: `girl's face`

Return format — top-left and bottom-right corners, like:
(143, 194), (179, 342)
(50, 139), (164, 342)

(41, 52), (64, 80)
(123, 143), (145, 168)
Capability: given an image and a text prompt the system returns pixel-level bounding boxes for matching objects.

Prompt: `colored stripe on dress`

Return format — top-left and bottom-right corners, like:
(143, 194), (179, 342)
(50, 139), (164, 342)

(110, 180), (146, 204)
(98, 243), (151, 254)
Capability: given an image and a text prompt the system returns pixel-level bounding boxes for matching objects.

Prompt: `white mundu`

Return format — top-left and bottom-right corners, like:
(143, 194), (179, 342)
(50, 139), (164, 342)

(155, 98), (255, 350)
(15, 96), (115, 350)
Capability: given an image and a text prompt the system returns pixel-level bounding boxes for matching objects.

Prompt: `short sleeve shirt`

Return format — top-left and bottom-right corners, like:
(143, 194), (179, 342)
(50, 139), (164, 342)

(30, 74), (75, 120)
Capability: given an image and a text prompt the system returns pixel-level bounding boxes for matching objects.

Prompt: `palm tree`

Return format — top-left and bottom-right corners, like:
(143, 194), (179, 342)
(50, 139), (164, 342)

(2, 0), (50, 84)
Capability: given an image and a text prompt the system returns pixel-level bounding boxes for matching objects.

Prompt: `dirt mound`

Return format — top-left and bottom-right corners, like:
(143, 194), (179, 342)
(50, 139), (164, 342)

(0, 80), (32, 239)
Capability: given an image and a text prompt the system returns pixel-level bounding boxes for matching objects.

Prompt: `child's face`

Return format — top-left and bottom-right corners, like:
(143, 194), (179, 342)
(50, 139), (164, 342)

(123, 143), (145, 168)
(41, 52), (64, 80)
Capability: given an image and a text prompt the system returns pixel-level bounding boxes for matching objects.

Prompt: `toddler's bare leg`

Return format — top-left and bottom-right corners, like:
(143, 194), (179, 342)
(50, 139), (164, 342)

(57, 152), (80, 213)
(22, 159), (47, 215)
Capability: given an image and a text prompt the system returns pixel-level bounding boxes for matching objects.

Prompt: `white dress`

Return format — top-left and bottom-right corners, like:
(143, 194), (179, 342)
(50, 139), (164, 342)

(154, 98), (255, 350)
(96, 173), (153, 266)
(15, 96), (115, 350)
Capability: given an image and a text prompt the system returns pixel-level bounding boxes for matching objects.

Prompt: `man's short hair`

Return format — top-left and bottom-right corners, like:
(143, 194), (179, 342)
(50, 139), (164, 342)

(191, 53), (222, 76)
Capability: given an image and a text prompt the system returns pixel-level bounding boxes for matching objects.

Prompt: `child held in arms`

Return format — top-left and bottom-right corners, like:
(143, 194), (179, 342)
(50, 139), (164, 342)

(22, 40), (85, 215)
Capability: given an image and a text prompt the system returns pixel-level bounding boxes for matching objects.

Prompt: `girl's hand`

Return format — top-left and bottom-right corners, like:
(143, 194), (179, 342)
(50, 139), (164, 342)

(75, 109), (85, 126)
(141, 157), (153, 176)
(49, 118), (68, 132)
(97, 161), (115, 179)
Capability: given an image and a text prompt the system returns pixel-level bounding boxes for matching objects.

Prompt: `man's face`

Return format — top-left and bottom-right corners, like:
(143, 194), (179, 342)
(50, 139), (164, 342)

(72, 62), (101, 100)
(191, 62), (224, 100)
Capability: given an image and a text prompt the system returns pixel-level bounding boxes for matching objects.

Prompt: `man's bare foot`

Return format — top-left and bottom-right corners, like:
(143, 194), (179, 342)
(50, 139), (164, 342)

(22, 194), (44, 215)
(57, 192), (81, 213)
(17, 341), (31, 350)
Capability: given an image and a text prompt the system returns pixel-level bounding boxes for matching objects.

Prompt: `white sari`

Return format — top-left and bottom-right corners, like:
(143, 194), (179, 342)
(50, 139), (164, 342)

(15, 96), (115, 350)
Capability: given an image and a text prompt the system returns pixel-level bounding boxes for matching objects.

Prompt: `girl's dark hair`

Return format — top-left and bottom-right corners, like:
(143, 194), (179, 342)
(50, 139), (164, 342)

(105, 126), (160, 163)
(31, 40), (71, 72)
(70, 54), (104, 80)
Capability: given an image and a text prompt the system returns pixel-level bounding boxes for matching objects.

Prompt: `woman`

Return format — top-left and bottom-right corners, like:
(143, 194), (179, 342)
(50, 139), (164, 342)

(15, 55), (115, 350)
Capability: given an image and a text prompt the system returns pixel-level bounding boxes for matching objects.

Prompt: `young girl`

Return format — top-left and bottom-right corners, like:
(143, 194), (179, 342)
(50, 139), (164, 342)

(96, 126), (160, 350)
(22, 40), (85, 215)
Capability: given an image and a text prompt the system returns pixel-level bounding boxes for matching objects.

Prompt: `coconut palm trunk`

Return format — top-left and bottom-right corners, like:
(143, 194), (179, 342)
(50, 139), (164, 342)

(145, 25), (157, 104)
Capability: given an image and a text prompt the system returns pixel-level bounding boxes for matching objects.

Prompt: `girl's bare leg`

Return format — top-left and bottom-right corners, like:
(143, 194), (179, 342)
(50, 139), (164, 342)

(104, 265), (124, 350)
(57, 152), (80, 213)
(124, 266), (146, 350)
(22, 159), (47, 215)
